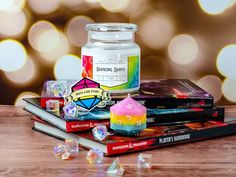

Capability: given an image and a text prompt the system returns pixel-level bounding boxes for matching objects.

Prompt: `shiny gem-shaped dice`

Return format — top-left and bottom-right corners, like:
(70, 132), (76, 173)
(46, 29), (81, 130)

(46, 80), (67, 97)
(92, 125), (108, 141)
(65, 139), (79, 154)
(53, 144), (70, 160)
(137, 154), (152, 169)
(63, 102), (77, 117)
(46, 100), (60, 112)
(87, 148), (104, 164)
(106, 157), (125, 176)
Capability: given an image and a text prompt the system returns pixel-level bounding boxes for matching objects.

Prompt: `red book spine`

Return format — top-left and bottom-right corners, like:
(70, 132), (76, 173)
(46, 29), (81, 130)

(40, 97), (65, 108)
(107, 138), (156, 155)
(66, 120), (110, 132)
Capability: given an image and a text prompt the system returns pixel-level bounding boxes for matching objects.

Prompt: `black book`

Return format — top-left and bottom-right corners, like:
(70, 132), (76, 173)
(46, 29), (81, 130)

(110, 79), (214, 108)
(24, 98), (223, 132)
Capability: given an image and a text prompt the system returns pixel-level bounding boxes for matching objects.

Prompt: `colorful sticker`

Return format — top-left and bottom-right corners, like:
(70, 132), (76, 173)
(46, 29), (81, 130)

(65, 77), (111, 111)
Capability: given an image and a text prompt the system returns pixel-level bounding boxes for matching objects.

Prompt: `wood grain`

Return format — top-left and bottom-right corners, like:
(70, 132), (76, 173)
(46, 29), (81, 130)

(1, 105), (236, 177)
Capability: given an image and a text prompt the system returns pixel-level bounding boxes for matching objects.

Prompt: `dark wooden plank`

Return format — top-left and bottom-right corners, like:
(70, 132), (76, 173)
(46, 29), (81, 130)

(1, 106), (236, 177)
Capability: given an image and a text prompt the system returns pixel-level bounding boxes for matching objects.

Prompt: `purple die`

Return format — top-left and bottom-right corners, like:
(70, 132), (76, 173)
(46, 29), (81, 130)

(63, 102), (77, 117)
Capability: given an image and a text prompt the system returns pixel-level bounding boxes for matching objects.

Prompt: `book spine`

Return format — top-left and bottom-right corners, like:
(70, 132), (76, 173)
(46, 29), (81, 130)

(66, 120), (110, 132)
(40, 97), (64, 108)
(144, 98), (214, 109)
(107, 97), (213, 109)
(106, 122), (236, 156)
(146, 107), (225, 126)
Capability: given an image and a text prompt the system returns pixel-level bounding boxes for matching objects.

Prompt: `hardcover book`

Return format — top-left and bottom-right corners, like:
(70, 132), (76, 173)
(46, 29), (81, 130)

(24, 98), (223, 133)
(33, 115), (236, 156)
(111, 79), (214, 108)
(24, 98), (110, 133)
(40, 79), (213, 109)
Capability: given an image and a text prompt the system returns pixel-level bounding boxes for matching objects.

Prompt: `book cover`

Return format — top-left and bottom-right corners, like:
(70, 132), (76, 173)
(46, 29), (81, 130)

(24, 98), (223, 131)
(33, 116), (236, 156)
(40, 79), (213, 109)
(111, 79), (213, 108)
(24, 98), (110, 132)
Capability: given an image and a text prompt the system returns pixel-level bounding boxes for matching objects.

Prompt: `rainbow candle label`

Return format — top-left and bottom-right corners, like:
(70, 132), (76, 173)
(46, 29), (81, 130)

(82, 49), (140, 92)
(65, 78), (111, 111)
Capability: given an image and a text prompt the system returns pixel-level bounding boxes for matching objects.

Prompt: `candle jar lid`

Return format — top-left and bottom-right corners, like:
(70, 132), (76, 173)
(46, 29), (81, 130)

(86, 23), (138, 32)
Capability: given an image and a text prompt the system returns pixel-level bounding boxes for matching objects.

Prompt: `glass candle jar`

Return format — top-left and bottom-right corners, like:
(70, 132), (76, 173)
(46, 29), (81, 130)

(81, 23), (140, 94)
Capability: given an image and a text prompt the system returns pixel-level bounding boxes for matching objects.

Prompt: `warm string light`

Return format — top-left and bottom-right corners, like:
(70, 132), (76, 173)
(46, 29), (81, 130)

(4, 57), (36, 85)
(65, 16), (94, 47)
(15, 91), (39, 106)
(0, 39), (27, 72)
(198, 0), (232, 15)
(138, 12), (175, 50)
(168, 34), (198, 65)
(54, 54), (82, 80)
(197, 75), (222, 103)
(28, 21), (60, 53)
(216, 44), (236, 78)
(28, 0), (60, 14)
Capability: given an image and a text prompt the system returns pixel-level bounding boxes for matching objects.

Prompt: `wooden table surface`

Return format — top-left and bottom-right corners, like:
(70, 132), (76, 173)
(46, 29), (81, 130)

(1, 106), (236, 177)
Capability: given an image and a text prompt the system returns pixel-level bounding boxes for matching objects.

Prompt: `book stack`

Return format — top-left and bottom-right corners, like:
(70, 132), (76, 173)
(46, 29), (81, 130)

(24, 79), (236, 156)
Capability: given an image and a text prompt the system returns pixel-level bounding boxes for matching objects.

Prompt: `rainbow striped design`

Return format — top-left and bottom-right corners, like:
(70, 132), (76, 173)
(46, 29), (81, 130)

(110, 112), (146, 126)
(101, 55), (139, 91)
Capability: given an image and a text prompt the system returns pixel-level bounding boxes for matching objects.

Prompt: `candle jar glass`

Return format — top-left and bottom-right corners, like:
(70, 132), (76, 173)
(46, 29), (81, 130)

(81, 23), (140, 94)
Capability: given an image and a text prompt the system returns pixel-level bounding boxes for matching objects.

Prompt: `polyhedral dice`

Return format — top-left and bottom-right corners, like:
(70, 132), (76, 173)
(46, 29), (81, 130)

(53, 144), (70, 160)
(65, 139), (79, 154)
(46, 80), (67, 97)
(86, 148), (104, 164)
(46, 100), (60, 112)
(137, 153), (152, 169)
(92, 125), (108, 141)
(63, 102), (77, 117)
(106, 157), (125, 176)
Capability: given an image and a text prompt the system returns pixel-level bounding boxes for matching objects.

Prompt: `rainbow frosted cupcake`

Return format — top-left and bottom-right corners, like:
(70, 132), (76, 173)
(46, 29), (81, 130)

(110, 94), (147, 135)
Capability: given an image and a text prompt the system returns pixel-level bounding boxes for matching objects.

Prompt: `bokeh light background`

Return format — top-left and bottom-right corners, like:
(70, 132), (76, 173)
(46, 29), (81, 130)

(0, 0), (236, 106)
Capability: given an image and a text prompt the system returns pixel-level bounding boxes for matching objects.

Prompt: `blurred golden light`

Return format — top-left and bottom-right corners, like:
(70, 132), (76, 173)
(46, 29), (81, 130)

(40, 32), (70, 62)
(4, 57), (36, 85)
(0, 0), (25, 13)
(99, 0), (130, 12)
(28, 21), (60, 52)
(15, 92), (39, 106)
(54, 54), (82, 80)
(197, 75), (222, 103)
(66, 16), (93, 47)
(141, 56), (168, 79)
(222, 78), (236, 102)
(28, 0), (60, 14)
(37, 30), (59, 52)
(0, 39), (27, 72)
(168, 34), (198, 65)
(198, 0), (230, 15)
(138, 13), (175, 50)
(0, 11), (27, 37)
(86, 0), (100, 3)
(216, 44), (236, 78)
(60, 0), (85, 9)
